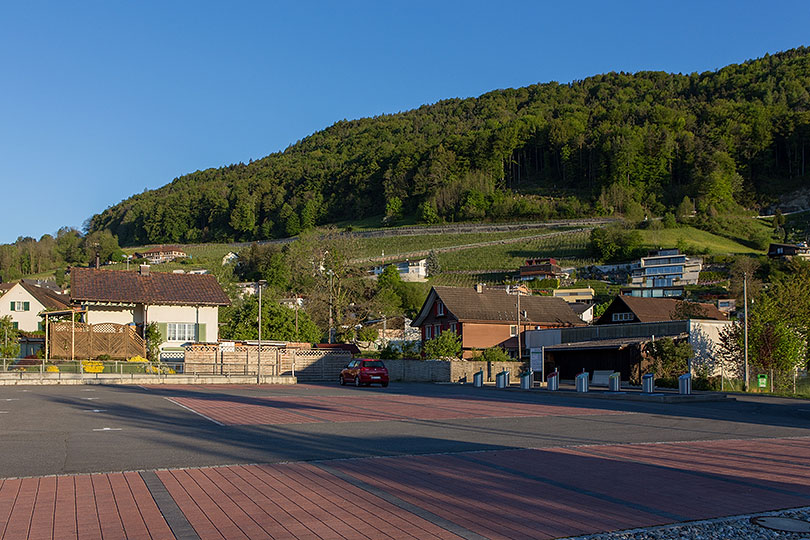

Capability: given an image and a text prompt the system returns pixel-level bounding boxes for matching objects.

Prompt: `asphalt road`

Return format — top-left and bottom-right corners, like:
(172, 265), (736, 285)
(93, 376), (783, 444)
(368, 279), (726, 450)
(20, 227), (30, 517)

(1, 383), (808, 479)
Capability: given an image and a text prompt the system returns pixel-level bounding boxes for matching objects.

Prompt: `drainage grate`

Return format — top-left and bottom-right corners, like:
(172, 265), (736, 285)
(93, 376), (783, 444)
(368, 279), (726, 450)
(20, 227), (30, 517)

(751, 516), (810, 533)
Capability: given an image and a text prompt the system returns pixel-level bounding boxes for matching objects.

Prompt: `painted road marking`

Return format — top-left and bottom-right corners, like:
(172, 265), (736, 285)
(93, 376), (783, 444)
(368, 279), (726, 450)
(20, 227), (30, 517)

(82, 397), (99, 400)
(2, 398), (19, 401)
(85, 409), (107, 413)
(164, 397), (224, 426)
(92, 427), (122, 431)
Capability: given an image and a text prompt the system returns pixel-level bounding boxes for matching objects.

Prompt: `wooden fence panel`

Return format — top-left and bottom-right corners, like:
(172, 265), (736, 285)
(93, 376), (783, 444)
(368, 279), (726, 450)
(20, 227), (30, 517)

(48, 322), (146, 360)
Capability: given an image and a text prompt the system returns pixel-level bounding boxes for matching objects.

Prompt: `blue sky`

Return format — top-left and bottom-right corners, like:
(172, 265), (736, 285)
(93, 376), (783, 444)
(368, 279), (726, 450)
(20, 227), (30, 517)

(1, 1), (808, 244)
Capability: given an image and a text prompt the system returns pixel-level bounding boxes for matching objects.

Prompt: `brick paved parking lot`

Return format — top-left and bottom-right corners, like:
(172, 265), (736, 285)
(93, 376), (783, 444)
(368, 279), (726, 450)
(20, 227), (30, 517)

(1, 383), (810, 539)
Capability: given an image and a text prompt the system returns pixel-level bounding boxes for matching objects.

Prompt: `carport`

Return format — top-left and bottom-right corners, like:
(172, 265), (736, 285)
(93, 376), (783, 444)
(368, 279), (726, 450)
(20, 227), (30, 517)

(544, 337), (652, 383)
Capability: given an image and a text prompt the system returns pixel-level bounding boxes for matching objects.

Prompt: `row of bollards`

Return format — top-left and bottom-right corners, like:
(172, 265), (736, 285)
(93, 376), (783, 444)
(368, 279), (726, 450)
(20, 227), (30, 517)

(471, 369), (692, 395)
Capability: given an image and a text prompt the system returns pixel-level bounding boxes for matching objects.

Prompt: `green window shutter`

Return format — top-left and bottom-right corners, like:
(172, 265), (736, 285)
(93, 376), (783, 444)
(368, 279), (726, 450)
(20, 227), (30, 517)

(12, 322), (18, 330)
(10, 302), (14, 312)
(197, 323), (206, 343)
(23, 302), (29, 312)
(38, 322), (44, 331)
(157, 323), (168, 342)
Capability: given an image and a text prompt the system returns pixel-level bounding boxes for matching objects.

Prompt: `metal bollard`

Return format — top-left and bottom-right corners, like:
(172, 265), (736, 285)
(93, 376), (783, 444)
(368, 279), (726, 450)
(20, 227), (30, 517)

(504, 370), (510, 387)
(642, 373), (655, 393)
(547, 370), (559, 391)
(608, 372), (621, 392)
(473, 370), (483, 388)
(678, 372), (692, 395)
(495, 371), (506, 388)
(520, 371), (533, 390)
(575, 372), (589, 393)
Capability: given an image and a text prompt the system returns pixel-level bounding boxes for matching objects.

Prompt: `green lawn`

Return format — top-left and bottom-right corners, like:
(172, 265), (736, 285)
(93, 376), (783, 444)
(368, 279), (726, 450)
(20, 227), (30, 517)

(638, 226), (764, 255)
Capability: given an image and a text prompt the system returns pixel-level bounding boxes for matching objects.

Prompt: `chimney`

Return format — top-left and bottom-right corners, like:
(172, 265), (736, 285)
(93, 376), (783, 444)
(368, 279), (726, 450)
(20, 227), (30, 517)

(95, 251), (100, 269)
(139, 264), (150, 276)
(475, 283), (485, 293)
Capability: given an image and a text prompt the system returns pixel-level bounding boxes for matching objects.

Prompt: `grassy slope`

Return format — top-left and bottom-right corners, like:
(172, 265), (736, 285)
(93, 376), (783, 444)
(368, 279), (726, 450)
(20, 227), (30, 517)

(638, 226), (763, 254)
(37, 224), (764, 281)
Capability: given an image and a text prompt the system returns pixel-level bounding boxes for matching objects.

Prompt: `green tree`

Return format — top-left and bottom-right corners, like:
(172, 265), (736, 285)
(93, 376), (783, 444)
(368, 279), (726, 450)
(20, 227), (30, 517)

(145, 322), (162, 362)
(426, 250), (441, 276)
(643, 337), (692, 378)
(221, 295), (322, 343)
(0, 316), (20, 358)
(422, 330), (461, 360)
(477, 346), (511, 362)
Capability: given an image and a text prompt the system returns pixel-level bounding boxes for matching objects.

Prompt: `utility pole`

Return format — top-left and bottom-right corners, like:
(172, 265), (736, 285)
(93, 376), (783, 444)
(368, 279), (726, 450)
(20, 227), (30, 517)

(743, 271), (749, 392)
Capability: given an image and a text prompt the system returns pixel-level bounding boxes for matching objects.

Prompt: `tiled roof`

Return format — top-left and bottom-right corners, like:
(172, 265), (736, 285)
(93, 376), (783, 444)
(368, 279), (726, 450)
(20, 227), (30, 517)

(70, 268), (230, 306)
(614, 296), (726, 322)
(416, 286), (584, 327)
(20, 282), (71, 311)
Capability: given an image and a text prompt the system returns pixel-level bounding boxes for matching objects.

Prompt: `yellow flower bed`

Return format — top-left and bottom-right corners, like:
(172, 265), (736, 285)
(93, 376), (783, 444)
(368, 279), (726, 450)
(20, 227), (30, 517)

(82, 360), (104, 373)
(46, 365), (59, 373)
(127, 355), (147, 363)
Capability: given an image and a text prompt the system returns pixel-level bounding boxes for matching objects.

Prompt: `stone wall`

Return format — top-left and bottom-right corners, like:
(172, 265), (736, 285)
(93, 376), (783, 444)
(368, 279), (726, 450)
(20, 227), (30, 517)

(382, 359), (527, 383)
(184, 344), (351, 381)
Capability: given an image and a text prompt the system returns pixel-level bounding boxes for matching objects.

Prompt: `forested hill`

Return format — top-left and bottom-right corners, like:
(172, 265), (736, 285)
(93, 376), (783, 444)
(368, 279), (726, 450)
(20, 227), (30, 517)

(89, 48), (810, 246)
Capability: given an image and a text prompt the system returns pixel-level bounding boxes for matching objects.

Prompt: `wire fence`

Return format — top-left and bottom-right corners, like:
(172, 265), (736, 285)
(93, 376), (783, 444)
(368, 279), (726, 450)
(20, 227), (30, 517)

(0, 358), (281, 378)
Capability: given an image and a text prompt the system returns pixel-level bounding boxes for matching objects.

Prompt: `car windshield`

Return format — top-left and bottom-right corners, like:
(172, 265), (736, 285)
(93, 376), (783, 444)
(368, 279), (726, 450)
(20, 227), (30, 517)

(363, 361), (384, 368)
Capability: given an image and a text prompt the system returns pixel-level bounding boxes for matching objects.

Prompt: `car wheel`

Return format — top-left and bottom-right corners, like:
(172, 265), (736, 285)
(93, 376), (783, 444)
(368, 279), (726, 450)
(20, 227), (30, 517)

(354, 376), (361, 387)
(381, 382), (388, 388)
(339, 375), (345, 386)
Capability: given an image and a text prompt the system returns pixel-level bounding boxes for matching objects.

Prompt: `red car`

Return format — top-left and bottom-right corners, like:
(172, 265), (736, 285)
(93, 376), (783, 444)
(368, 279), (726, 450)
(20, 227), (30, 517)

(340, 359), (389, 387)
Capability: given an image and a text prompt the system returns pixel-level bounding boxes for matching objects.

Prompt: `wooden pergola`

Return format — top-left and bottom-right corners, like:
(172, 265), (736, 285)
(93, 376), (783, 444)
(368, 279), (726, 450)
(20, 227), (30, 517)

(39, 307), (87, 362)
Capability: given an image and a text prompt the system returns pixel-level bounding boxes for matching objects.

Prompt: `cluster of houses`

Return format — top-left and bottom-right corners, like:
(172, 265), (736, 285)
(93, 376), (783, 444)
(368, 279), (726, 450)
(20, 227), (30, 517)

(1, 265), (229, 361)
(6, 239), (809, 379)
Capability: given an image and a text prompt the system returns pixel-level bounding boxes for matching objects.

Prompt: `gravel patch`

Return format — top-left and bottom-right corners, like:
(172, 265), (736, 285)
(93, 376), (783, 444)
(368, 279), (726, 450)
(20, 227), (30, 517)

(560, 506), (810, 540)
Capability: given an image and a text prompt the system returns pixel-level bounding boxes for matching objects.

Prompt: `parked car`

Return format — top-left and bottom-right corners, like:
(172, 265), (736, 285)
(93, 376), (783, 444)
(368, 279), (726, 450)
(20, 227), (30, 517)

(340, 359), (389, 387)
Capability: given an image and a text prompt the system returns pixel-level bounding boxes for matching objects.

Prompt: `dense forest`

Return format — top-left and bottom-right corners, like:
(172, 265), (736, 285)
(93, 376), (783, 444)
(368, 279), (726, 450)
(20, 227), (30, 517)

(88, 48), (810, 246)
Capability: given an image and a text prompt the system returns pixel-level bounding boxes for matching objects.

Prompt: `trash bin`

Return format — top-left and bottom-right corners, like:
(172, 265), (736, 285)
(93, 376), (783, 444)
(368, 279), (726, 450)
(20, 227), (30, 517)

(473, 370), (483, 388)
(608, 372), (621, 392)
(547, 370), (559, 391)
(520, 371), (533, 390)
(757, 374), (768, 389)
(642, 373), (655, 394)
(496, 370), (510, 389)
(575, 372), (589, 393)
(678, 372), (692, 395)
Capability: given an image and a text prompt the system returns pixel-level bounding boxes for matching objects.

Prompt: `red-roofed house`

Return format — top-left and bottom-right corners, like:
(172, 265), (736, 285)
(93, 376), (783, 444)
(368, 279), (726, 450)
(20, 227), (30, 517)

(70, 265), (230, 357)
(133, 246), (188, 264)
(0, 281), (71, 332)
(412, 284), (584, 359)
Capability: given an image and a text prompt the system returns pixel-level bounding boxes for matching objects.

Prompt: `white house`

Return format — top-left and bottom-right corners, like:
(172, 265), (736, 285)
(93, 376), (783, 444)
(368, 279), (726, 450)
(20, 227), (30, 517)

(0, 281), (71, 332)
(372, 258), (428, 282)
(70, 265), (230, 359)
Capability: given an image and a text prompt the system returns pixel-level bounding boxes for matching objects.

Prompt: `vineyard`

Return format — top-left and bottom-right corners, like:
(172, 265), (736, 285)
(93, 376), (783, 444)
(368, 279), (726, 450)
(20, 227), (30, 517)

(437, 229), (593, 271)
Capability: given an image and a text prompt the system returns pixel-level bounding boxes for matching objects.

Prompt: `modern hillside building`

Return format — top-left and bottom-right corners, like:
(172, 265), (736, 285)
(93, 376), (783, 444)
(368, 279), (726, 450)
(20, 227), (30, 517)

(622, 249), (702, 298)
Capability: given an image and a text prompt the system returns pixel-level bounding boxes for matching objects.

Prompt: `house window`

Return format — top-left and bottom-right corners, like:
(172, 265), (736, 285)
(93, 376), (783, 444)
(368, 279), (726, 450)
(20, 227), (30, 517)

(436, 301), (445, 316)
(510, 325), (518, 336)
(449, 322), (457, 333)
(611, 312), (634, 322)
(434, 324), (441, 336)
(10, 301), (29, 312)
(425, 326), (432, 340)
(12, 322), (18, 330)
(167, 323), (196, 342)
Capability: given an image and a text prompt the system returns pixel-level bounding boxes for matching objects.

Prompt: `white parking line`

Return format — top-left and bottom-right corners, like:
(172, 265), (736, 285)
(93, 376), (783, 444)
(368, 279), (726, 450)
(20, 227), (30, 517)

(164, 397), (224, 426)
(82, 397), (99, 400)
(85, 409), (107, 413)
(92, 427), (122, 431)
(2, 399), (19, 402)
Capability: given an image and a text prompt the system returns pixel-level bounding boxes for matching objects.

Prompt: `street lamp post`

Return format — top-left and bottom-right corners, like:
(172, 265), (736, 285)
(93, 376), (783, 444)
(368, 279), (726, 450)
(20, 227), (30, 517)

(327, 270), (335, 344)
(743, 271), (749, 392)
(257, 280), (266, 384)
